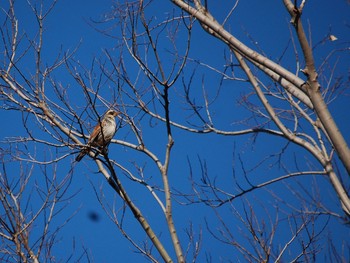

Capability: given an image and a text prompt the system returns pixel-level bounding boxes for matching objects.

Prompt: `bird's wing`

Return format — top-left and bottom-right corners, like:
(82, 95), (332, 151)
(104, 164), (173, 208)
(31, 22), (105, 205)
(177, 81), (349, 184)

(88, 121), (103, 144)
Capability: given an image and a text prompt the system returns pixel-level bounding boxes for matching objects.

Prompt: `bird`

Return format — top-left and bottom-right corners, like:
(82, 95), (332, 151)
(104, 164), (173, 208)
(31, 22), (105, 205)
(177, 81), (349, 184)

(76, 109), (119, 162)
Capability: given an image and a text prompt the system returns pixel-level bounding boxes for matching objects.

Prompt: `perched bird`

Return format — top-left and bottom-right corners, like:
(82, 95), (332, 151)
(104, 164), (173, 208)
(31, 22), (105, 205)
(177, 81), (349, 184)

(76, 110), (119, 162)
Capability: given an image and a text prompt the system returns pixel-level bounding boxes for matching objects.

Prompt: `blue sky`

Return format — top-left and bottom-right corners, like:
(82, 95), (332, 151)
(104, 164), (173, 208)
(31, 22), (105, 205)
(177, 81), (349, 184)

(1, 0), (350, 262)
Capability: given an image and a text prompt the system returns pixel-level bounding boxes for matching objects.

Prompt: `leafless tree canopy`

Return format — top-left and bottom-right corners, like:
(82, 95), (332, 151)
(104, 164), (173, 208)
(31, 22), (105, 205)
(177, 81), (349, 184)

(0, 0), (349, 262)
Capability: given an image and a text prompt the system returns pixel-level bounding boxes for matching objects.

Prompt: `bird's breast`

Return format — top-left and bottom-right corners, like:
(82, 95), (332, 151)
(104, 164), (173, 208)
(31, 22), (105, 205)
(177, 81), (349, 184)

(92, 119), (117, 146)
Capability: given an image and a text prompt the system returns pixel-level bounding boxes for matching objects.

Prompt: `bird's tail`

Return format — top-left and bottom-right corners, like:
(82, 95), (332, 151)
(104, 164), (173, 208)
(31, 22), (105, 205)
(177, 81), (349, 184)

(75, 149), (88, 162)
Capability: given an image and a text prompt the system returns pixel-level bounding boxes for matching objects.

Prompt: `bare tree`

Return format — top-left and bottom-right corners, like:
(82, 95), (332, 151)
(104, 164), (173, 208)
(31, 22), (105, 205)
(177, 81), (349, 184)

(0, 149), (81, 262)
(0, 0), (349, 262)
